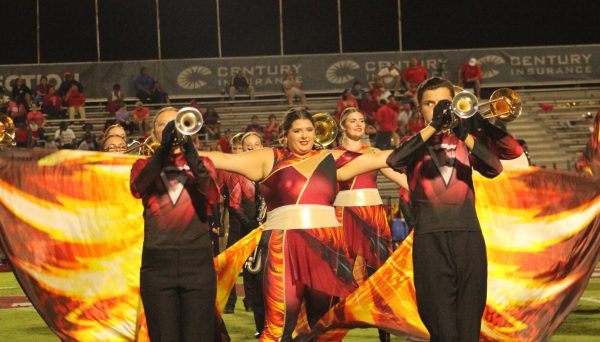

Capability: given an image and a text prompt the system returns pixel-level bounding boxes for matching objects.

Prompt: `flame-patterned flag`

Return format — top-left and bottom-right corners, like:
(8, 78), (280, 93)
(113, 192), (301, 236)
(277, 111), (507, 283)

(307, 167), (600, 341)
(0, 149), (258, 342)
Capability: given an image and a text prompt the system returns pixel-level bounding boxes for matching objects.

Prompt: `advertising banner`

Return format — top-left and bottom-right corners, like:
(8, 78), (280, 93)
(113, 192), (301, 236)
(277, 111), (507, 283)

(0, 45), (598, 99)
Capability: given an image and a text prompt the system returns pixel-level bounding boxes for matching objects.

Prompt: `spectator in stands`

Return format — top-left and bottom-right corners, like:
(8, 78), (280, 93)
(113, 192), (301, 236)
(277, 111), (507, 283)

(360, 91), (379, 120)
(336, 88), (359, 120)
(29, 119), (44, 147)
(35, 76), (50, 103)
(11, 77), (31, 100)
(402, 58), (429, 101)
(64, 84), (86, 120)
(153, 81), (169, 104)
(43, 135), (58, 149)
(263, 114), (279, 146)
(42, 87), (66, 119)
(204, 106), (221, 140)
(458, 57), (483, 98)
(115, 102), (135, 135)
(0, 87), (9, 114)
(54, 121), (76, 149)
(80, 122), (99, 147)
(78, 132), (99, 151)
(107, 83), (124, 116)
(368, 78), (390, 105)
(27, 103), (45, 129)
(351, 81), (366, 103)
(217, 129), (232, 153)
(229, 71), (255, 101)
(135, 67), (156, 103)
(23, 93), (34, 112)
(372, 95), (398, 149)
(132, 101), (150, 133)
(282, 73), (307, 106)
(377, 63), (401, 94)
(245, 115), (263, 133)
(14, 120), (33, 148)
(58, 72), (83, 97)
(406, 109), (425, 136)
(397, 102), (412, 136)
(7, 96), (27, 124)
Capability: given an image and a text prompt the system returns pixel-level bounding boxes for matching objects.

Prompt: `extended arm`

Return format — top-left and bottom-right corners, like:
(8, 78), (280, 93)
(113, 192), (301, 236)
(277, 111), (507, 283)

(198, 147), (274, 182)
(380, 167), (409, 191)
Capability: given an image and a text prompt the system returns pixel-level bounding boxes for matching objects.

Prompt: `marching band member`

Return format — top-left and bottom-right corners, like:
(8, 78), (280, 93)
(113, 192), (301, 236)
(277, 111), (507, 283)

(130, 107), (220, 341)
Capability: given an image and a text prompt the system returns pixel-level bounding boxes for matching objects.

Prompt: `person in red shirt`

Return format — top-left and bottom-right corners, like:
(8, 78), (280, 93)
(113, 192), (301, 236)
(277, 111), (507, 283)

(132, 101), (150, 133)
(14, 120), (32, 148)
(372, 95), (398, 149)
(406, 110), (426, 136)
(336, 89), (359, 120)
(402, 58), (429, 93)
(217, 129), (232, 153)
(64, 84), (86, 120)
(262, 114), (279, 146)
(27, 103), (45, 127)
(35, 76), (50, 103)
(7, 98), (27, 124)
(42, 87), (65, 119)
(458, 57), (483, 98)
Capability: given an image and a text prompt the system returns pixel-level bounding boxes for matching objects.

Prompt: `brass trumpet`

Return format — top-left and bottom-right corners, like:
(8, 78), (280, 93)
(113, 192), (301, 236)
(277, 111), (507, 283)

(0, 115), (15, 147)
(125, 107), (204, 155)
(174, 106), (204, 145)
(444, 88), (522, 130)
(313, 112), (338, 147)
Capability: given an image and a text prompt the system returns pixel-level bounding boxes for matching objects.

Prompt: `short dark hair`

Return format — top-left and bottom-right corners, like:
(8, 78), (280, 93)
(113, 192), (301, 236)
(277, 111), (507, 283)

(416, 77), (455, 105)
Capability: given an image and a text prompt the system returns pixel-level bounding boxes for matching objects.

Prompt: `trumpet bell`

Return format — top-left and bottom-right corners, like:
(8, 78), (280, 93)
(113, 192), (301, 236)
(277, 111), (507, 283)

(312, 112), (338, 147)
(175, 107), (204, 136)
(451, 91), (479, 119)
(488, 88), (522, 122)
(0, 115), (15, 147)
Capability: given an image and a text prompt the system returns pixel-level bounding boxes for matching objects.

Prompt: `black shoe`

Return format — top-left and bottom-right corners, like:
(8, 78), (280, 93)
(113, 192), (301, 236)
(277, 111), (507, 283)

(224, 307), (234, 314)
(244, 304), (252, 312)
(254, 332), (261, 339)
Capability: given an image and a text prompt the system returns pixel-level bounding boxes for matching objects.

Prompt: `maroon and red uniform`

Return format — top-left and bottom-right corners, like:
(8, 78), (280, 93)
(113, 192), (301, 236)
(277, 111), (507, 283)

(130, 153), (219, 341)
(217, 170), (262, 320)
(334, 146), (392, 276)
(387, 132), (502, 341)
(259, 148), (354, 341)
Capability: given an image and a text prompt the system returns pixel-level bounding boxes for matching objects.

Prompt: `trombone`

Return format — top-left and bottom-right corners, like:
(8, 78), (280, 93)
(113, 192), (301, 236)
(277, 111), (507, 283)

(125, 135), (160, 155)
(444, 88), (522, 130)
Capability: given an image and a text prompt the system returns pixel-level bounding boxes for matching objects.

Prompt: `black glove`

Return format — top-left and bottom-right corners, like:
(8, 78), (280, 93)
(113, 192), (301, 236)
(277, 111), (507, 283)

(182, 137), (209, 180)
(160, 120), (176, 149)
(430, 100), (452, 131)
(452, 119), (469, 141)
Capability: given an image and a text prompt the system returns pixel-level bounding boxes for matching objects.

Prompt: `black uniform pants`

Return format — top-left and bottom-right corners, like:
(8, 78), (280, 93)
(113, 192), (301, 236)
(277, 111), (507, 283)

(412, 231), (487, 342)
(140, 243), (216, 342)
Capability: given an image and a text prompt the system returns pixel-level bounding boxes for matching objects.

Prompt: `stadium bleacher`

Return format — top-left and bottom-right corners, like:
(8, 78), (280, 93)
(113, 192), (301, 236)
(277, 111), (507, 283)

(39, 85), (600, 201)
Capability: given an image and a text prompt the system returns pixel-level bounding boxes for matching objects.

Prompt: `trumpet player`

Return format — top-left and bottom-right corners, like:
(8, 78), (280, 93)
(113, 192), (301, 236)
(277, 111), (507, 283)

(385, 77), (503, 341)
(130, 107), (220, 341)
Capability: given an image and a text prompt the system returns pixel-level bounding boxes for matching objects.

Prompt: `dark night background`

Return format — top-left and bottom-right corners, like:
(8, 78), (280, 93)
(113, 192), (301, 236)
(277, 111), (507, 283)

(1, 0), (599, 64)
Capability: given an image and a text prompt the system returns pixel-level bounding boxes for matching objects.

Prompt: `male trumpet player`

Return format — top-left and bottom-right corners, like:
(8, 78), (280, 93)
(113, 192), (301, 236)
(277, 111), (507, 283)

(386, 77), (503, 341)
(130, 107), (220, 341)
